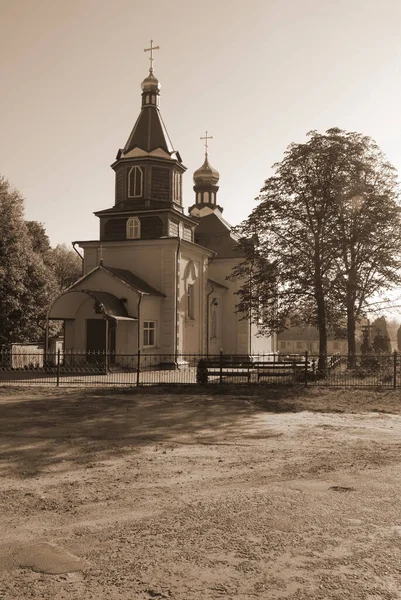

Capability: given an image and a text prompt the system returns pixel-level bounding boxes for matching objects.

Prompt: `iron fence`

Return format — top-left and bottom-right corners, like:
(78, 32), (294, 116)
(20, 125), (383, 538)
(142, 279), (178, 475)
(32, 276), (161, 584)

(0, 350), (399, 388)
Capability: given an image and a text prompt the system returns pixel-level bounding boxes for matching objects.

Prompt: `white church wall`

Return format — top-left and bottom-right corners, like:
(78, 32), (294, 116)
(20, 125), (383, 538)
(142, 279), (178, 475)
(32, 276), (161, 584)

(208, 290), (224, 356)
(64, 320), (75, 352)
(250, 322), (274, 355)
(82, 240), (174, 293)
(207, 257), (274, 356)
(115, 321), (137, 356)
(207, 258), (246, 354)
(178, 245), (209, 355)
(83, 248), (98, 274)
(81, 240), (177, 355)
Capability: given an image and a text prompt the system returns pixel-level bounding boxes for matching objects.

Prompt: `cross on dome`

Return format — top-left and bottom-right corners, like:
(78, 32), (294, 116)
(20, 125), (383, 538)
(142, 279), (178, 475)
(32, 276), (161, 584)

(200, 131), (213, 156)
(144, 39), (160, 73)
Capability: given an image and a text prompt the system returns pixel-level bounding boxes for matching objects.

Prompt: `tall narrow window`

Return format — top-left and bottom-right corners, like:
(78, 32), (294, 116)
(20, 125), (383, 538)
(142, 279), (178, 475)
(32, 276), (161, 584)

(126, 217), (141, 239)
(128, 166), (143, 198)
(173, 171), (181, 203)
(187, 284), (195, 319)
(143, 321), (156, 347)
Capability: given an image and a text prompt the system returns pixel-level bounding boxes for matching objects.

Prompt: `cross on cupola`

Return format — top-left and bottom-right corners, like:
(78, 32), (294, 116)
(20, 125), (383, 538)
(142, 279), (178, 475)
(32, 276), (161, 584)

(141, 40), (162, 107)
(144, 39), (160, 74)
(189, 130), (221, 216)
(200, 131), (213, 156)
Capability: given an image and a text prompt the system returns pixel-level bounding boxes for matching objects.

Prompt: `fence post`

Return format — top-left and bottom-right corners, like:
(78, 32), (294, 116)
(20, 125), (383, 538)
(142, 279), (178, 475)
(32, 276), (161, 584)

(394, 350), (397, 390)
(219, 349), (223, 385)
(304, 351), (308, 388)
(56, 348), (61, 387)
(136, 349), (141, 387)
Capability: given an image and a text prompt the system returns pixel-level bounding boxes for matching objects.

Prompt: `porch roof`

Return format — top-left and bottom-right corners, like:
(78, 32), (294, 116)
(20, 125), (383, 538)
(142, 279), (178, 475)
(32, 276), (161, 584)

(48, 289), (137, 321)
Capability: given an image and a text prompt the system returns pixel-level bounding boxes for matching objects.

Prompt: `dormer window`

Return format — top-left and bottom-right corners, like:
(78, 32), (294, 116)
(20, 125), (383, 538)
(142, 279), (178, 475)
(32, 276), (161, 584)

(128, 166), (143, 198)
(126, 217), (141, 239)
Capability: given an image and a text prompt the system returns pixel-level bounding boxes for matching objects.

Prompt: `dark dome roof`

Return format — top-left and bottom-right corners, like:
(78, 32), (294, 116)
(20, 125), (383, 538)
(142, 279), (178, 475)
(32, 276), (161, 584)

(193, 155), (219, 185)
(141, 71), (161, 93)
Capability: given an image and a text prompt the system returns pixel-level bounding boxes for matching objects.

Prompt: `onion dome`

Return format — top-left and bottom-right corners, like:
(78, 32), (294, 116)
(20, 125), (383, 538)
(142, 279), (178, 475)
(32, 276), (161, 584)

(193, 155), (220, 186)
(141, 70), (161, 93)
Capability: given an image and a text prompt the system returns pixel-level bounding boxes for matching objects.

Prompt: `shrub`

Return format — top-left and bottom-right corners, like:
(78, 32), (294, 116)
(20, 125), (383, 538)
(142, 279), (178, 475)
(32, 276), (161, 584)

(196, 359), (209, 384)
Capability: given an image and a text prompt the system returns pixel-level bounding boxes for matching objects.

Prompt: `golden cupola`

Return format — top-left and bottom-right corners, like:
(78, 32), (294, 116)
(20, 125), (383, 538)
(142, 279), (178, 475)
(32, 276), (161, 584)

(189, 131), (223, 215)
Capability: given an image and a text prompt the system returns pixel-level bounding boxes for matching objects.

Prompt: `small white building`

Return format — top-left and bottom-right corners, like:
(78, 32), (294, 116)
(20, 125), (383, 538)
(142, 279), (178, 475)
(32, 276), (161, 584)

(277, 326), (348, 355)
(49, 58), (274, 361)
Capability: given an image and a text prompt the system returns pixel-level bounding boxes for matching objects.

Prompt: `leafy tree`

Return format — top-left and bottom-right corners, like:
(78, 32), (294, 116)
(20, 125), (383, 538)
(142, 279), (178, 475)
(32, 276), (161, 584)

(232, 128), (401, 373)
(0, 178), (56, 344)
(371, 316), (391, 354)
(51, 244), (82, 291)
(232, 130), (347, 373)
(26, 221), (52, 260)
(328, 131), (401, 364)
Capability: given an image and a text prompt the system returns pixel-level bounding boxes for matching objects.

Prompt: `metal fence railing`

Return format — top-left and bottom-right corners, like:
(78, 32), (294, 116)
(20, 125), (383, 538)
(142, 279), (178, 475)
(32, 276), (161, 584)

(0, 350), (399, 388)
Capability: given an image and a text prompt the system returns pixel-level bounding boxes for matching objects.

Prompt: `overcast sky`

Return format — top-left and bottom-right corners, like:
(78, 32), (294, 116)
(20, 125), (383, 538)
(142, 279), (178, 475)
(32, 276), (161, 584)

(1, 0), (401, 249)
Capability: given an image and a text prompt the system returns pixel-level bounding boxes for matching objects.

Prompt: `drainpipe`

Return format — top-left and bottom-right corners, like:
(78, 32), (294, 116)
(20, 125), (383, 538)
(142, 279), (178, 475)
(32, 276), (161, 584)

(206, 283), (215, 357)
(174, 237), (181, 363)
(137, 293), (143, 352)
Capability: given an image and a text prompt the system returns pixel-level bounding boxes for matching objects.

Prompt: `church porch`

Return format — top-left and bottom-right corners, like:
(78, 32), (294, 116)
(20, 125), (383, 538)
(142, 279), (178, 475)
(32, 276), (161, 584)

(48, 290), (139, 370)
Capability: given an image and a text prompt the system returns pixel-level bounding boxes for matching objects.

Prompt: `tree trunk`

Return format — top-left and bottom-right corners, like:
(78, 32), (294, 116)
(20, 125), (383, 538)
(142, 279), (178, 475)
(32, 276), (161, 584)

(347, 303), (357, 368)
(346, 265), (357, 369)
(314, 245), (328, 376)
(315, 288), (328, 376)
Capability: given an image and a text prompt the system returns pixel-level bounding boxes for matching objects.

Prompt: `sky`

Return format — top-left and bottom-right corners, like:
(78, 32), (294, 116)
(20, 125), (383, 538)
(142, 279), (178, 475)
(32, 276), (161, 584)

(1, 0), (401, 250)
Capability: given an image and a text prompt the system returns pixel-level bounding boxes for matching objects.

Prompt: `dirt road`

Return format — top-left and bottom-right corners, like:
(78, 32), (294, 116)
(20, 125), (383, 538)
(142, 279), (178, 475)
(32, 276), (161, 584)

(1, 387), (401, 599)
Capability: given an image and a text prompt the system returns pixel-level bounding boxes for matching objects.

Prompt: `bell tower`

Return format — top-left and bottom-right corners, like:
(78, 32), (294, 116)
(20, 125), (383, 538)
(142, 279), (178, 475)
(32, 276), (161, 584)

(95, 41), (198, 243)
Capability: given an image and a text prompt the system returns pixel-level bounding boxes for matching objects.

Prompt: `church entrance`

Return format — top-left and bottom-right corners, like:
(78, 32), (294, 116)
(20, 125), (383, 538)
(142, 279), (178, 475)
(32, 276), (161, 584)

(86, 319), (106, 365)
(86, 319), (106, 352)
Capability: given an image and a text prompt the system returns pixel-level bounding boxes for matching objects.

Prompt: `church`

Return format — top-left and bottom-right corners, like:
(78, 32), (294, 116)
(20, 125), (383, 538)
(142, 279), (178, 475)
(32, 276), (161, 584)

(49, 43), (275, 361)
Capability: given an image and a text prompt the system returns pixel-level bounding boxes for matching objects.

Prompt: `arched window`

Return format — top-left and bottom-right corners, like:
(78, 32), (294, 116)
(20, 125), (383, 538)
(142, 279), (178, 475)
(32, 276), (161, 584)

(128, 166), (143, 198)
(184, 260), (198, 321)
(126, 217), (141, 239)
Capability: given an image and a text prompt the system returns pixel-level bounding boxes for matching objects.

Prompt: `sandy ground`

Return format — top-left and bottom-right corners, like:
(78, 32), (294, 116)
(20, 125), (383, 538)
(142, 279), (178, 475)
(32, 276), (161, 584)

(1, 386), (401, 599)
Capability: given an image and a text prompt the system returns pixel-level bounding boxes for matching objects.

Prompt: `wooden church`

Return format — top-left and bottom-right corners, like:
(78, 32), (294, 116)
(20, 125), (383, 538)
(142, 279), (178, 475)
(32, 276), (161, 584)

(49, 43), (275, 359)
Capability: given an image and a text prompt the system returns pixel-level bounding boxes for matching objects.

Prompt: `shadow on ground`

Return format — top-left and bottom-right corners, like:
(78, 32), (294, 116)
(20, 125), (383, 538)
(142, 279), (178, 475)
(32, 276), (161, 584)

(0, 386), (305, 479)
(1, 385), (399, 479)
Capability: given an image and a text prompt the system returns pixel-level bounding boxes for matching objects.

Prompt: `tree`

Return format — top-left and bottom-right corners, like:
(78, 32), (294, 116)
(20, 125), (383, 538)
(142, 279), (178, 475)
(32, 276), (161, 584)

(231, 130), (346, 373)
(26, 221), (52, 259)
(371, 316), (391, 354)
(0, 178), (56, 344)
(328, 131), (401, 364)
(231, 129), (401, 373)
(51, 244), (82, 291)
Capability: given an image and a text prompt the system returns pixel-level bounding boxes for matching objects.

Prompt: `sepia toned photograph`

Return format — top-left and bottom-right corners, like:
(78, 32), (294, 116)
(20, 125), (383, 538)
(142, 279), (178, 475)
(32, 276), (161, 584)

(1, 0), (401, 598)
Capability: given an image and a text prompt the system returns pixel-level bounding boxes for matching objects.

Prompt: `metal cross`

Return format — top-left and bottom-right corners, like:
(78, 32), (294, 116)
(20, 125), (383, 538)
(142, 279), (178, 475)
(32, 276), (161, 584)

(144, 39), (160, 72)
(200, 131), (214, 155)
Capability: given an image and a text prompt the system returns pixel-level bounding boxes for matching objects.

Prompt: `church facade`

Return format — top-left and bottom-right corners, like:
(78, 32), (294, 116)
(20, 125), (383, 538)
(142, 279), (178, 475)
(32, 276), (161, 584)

(49, 52), (275, 360)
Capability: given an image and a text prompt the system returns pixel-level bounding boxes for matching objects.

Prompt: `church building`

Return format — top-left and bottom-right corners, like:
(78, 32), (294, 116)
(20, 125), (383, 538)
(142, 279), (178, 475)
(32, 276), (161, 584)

(49, 43), (275, 360)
